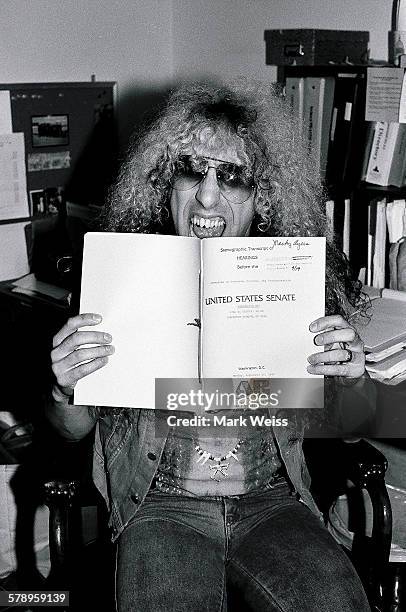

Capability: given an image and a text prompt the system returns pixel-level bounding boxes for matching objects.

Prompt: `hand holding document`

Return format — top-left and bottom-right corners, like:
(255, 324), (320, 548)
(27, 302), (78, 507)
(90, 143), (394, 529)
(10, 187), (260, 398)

(74, 234), (326, 409)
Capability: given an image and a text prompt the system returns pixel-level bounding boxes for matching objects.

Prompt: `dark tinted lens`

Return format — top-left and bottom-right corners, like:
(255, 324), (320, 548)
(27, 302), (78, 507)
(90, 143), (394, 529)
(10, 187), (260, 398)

(171, 157), (203, 189)
(217, 164), (250, 188)
(217, 163), (253, 203)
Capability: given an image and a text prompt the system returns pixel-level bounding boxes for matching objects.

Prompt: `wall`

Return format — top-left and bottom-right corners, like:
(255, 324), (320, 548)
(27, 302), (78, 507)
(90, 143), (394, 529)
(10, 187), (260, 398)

(172, 0), (392, 82)
(0, 0), (174, 147)
(0, 1), (394, 137)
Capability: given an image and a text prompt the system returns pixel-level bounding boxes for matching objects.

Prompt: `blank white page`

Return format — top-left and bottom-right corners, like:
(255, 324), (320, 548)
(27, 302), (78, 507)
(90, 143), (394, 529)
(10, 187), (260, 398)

(74, 233), (200, 409)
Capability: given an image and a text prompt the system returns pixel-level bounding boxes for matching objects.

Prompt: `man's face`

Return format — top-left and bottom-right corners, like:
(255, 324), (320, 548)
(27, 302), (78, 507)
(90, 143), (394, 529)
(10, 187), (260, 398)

(170, 141), (255, 238)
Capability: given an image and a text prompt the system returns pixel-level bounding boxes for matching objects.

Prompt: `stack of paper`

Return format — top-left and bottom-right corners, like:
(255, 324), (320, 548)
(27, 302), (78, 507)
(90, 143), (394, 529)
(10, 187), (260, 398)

(355, 287), (406, 384)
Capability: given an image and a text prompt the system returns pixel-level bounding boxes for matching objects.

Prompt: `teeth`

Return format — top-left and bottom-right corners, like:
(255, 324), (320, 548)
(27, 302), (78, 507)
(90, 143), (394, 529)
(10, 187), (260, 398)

(191, 215), (225, 229)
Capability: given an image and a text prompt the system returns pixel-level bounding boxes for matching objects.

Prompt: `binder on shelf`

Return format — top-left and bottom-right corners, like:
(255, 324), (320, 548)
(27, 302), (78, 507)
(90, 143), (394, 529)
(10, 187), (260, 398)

(386, 199), (406, 243)
(388, 124), (406, 187)
(372, 199), (387, 288)
(343, 198), (351, 258)
(361, 121), (376, 180)
(365, 122), (393, 185)
(303, 76), (335, 178)
(367, 199), (388, 289)
(364, 121), (406, 187)
(326, 72), (367, 193)
(285, 77), (305, 124)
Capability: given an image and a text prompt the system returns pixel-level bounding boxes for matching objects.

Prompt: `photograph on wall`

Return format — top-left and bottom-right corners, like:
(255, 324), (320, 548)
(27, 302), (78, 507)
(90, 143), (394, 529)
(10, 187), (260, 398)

(29, 189), (47, 215)
(29, 187), (64, 216)
(31, 114), (69, 147)
(27, 150), (71, 172)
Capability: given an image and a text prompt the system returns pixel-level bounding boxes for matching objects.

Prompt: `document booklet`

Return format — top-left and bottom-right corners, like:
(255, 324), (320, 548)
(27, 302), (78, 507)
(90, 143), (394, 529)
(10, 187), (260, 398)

(74, 233), (325, 409)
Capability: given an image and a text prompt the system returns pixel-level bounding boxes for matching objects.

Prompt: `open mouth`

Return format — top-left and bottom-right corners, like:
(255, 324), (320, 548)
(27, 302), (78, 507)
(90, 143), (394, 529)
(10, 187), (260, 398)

(189, 215), (226, 238)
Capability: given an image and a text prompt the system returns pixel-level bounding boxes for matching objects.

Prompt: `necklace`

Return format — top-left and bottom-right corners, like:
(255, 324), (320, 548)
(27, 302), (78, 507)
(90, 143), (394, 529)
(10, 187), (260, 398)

(194, 439), (243, 481)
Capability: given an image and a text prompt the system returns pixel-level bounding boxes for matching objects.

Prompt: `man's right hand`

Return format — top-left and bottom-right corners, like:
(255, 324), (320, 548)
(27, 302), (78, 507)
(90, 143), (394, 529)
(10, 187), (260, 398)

(51, 313), (115, 398)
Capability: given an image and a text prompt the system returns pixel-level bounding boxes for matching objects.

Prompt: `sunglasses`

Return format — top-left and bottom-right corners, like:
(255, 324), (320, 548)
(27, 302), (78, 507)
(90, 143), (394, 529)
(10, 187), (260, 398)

(169, 155), (256, 204)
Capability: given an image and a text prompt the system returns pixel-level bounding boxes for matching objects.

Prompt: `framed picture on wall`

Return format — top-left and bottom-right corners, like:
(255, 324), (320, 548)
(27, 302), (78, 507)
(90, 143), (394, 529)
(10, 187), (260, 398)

(31, 114), (69, 147)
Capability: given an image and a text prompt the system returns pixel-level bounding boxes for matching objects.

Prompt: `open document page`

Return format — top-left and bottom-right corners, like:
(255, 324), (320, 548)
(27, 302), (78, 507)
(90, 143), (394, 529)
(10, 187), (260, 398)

(201, 237), (326, 378)
(74, 233), (200, 408)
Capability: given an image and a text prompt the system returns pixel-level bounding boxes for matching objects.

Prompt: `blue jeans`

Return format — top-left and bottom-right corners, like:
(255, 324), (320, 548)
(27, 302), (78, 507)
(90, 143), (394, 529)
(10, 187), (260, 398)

(115, 482), (370, 611)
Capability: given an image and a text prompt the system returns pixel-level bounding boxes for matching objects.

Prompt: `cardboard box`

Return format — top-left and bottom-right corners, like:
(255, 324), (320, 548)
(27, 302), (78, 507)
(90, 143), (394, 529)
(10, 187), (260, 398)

(264, 29), (369, 66)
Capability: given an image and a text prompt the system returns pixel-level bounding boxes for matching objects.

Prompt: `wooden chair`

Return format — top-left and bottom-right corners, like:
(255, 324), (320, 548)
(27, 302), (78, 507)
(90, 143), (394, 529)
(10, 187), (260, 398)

(43, 438), (392, 611)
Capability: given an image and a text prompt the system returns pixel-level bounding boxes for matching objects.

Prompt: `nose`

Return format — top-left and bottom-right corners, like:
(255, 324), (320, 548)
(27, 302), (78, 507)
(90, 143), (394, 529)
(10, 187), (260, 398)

(195, 167), (220, 209)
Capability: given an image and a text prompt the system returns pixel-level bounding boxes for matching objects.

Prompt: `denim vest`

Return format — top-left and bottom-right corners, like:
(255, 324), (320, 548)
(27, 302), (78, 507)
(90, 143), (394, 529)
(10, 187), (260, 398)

(92, 408), (323, 542)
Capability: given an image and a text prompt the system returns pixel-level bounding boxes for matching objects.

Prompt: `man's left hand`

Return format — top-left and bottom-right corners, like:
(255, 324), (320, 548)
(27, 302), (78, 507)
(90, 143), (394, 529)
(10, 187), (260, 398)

(307, 314), (365, 379)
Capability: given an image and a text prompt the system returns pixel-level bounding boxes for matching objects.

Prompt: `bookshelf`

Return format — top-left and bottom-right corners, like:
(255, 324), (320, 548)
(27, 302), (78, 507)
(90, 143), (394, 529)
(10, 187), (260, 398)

(279, 63), (406, 288)
(278, 61), (406, 388)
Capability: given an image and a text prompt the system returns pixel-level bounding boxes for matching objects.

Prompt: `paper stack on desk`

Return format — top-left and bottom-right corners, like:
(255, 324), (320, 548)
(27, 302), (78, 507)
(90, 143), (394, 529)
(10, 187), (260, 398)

(354, 287), (406, 384)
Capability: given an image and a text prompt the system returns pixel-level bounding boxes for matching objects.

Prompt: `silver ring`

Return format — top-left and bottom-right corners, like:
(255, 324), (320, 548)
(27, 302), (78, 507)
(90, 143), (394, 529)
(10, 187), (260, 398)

(343, 348), (353, 363)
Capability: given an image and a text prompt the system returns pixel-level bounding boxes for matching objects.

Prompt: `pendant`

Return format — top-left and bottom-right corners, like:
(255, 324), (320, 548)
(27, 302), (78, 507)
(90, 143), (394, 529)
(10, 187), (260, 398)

(196, 450), (211, 465)
(209, 462), (230, 481)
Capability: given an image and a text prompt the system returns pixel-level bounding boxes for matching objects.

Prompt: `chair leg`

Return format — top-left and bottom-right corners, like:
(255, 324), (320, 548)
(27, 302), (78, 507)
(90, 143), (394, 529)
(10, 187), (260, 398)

(383, 563), (406, 612)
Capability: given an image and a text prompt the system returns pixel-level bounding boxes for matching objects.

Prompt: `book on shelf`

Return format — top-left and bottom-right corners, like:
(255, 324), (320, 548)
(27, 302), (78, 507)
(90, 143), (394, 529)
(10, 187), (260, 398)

(363, 121), (406, 187)
(372, 199), (387, 289)
(303, 76), (335, 179)
(74, 233), (325, 409)
(326, 71), (367, 193)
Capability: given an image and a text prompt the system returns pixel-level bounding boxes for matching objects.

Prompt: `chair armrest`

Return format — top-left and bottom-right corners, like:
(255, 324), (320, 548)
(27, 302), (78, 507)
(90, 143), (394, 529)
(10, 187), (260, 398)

(338, 439), (392, 611)
(341, 439), (388, 488)
(43, 479), (81, 589)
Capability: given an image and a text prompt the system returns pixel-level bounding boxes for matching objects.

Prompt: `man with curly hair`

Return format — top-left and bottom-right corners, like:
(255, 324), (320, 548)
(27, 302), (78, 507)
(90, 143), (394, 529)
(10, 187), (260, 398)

(48, 81), (371, 611)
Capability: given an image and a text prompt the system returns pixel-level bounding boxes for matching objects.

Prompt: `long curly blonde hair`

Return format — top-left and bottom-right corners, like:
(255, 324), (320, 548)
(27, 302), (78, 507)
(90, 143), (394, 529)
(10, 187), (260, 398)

(101, 78), (362, 316)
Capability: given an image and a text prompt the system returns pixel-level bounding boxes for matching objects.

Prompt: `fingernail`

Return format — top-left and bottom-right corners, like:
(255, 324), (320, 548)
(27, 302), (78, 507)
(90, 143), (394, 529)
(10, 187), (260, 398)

(104, 333), (112, 341)
(309, 322), (317, 332)
(92, 314), (102, 322)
